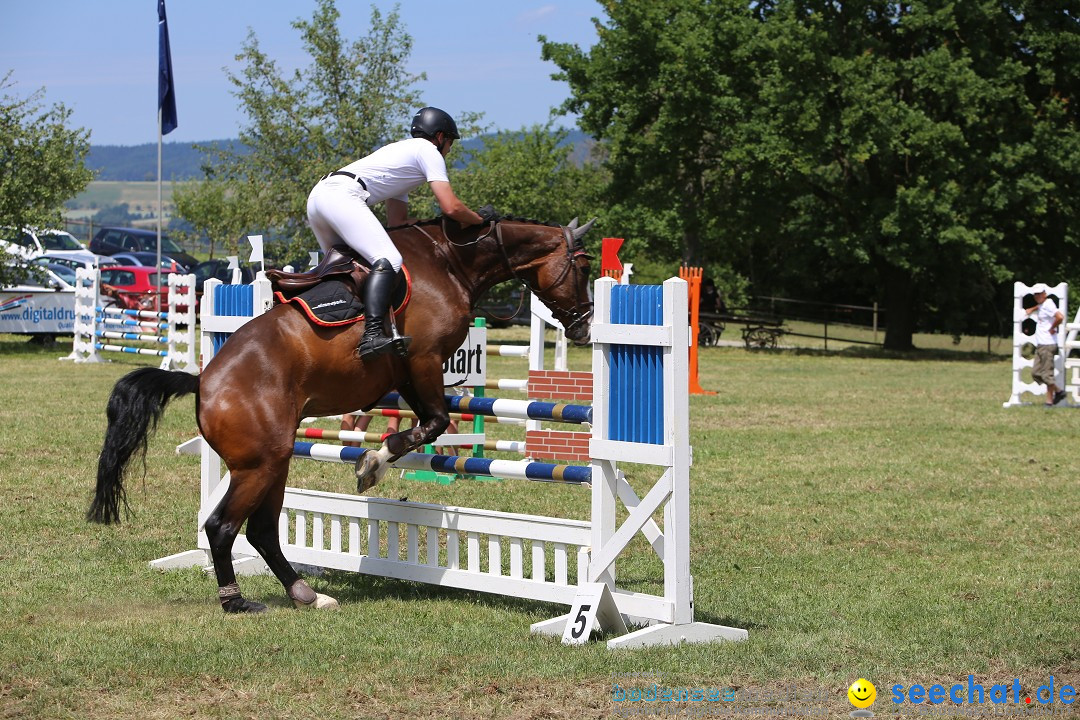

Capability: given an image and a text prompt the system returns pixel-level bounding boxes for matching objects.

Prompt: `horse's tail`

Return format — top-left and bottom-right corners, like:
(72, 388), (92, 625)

(88, 367), (200, 525)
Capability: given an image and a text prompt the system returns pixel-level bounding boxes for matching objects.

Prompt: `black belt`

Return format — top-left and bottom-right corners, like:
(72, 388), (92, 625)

(324, 171), (367, 191)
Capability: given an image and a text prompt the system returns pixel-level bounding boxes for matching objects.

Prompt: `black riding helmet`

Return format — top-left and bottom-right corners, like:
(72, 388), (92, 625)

(410, 107), (460, 150)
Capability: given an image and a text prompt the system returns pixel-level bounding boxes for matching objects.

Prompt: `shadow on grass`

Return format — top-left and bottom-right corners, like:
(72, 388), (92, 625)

(313, 569), (759, 633)
(0, 335), (73, 355)
(720, 344), (1008, 363)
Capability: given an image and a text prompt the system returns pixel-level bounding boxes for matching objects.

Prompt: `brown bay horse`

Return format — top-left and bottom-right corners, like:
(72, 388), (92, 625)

(89, 216), (595, 613)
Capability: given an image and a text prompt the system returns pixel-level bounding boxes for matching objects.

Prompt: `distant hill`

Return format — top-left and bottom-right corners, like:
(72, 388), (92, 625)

(87, 129), (596, 181)
(86, 140), (247, 181)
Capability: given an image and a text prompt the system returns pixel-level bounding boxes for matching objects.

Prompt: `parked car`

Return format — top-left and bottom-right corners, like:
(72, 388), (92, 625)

(34, 252), (106, 271)
(98, 265), (180, 311)
(89, 226), (198, 270)
(100, 251), (184, 272)
(191, 258), (256, 293)
(1, 227), (99, 266)
(2, 262), (74, 292)
(29, 258), (79, 287)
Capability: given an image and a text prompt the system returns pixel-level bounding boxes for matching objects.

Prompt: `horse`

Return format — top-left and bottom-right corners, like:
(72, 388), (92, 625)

(88, 216), (595, 613)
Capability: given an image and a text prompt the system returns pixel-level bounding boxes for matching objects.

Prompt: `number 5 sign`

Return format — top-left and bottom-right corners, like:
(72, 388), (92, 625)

(561, 583), (628, 645)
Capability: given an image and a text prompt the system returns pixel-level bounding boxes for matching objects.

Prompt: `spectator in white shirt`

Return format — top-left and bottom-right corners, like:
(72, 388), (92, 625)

(1025, 283), (1066, 406)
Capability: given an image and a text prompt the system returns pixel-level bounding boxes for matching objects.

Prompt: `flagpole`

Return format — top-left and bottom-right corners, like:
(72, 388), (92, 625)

(156, 107), (163, 312)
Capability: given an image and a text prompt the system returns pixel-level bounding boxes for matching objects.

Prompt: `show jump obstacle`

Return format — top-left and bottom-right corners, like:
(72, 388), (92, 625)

(61, 266), (197, 372)
(1003, 281), (1070, 408)
(152, 274), (746, 649)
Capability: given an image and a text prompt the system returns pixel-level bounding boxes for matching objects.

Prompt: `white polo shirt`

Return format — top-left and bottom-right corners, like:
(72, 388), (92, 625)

(1034, 297), (1060, 346)
(338, 138), (449, 205)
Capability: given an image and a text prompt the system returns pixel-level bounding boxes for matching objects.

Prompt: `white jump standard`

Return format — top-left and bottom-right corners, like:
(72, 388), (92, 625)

(1003, 281), (1069, 408)
(62, 266), (197, 372)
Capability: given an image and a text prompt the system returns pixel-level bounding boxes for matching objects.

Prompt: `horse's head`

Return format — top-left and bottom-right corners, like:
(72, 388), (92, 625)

(491, 217), (596, 345)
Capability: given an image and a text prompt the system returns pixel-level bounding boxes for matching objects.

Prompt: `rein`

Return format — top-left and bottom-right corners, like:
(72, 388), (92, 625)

(412, 218), (593, 335)
(492, 223), (594, 336)
(413, 222), (477, 298)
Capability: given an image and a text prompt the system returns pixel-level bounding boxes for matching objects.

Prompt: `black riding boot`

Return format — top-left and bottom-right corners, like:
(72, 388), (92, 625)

(357, 258), (408, 359)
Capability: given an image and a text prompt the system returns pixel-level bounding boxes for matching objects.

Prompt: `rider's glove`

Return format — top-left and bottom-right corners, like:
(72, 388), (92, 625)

(476, 204), (500, 223)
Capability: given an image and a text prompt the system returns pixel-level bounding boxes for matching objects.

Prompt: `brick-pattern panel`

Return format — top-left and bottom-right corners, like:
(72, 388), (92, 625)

(527, 370), (593, 402)
(526, 429), (592, 462)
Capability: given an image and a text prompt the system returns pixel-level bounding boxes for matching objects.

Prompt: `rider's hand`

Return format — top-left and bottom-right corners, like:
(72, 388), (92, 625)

(476, 205), (500, 224)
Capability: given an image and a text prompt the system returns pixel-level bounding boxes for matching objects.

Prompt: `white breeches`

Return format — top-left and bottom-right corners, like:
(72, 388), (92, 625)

(306, 176), (402, 272)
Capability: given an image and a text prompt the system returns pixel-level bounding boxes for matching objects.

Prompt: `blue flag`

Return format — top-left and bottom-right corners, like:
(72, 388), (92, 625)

(158, 0), (177, 134)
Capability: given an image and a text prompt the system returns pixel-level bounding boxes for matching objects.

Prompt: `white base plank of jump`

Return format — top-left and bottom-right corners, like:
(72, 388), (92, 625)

(605, 622), (748, 649)
(148, 549), (209, 570)
(531, 614), (747, 649)
(148, 549), (270, 577)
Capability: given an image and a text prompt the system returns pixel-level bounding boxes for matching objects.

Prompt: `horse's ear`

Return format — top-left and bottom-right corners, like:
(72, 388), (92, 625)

(571, 217), (597, 240)
(567, 217), (579, 230)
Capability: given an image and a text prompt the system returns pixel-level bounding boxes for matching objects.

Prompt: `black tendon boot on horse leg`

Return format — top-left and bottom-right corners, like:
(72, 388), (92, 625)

(357, 258), (410, 360)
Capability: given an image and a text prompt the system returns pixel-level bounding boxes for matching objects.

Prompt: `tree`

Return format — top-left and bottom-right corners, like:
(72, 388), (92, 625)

(449, 124), (608, 226)
(542, 1), (1080, 350)
(541, 1), (760, 271)
(749, 2), (1080, 349)
(174, 1), (429, 261)
(0, 72), (93, 285)
(172, 180), (245, 259)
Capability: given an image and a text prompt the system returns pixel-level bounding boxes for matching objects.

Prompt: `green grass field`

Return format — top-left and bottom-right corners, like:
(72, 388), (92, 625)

(66, 181), (175, 220)
(0, 332), (1076, 719)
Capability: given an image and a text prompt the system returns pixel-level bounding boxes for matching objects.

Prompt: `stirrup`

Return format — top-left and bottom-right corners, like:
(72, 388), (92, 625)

(357, 333), (397, 360)
(390, 335), (411, 357)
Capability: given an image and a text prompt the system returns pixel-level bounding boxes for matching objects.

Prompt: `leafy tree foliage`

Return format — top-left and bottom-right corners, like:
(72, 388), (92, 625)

(0, 72), (93, 285)
(543, 1), (1080, 349)
(174, 0), (427, 261)
(449, 124), (608, 227)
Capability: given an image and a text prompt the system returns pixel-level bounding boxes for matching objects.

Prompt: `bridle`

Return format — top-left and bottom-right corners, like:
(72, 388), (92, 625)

(421, 218), (594, 336)
(492, 222), (594, 337)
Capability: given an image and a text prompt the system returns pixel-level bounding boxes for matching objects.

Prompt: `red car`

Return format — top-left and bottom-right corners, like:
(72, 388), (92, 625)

(99, 265), (191, 312)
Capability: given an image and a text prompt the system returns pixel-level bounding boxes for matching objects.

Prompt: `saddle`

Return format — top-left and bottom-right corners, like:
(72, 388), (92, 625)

(266, 245), (368, 299)
(265, 245), (411, 327)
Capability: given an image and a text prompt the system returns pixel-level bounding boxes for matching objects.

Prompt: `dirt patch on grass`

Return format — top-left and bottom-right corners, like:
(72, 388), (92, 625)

(6, 671), (1078, 720)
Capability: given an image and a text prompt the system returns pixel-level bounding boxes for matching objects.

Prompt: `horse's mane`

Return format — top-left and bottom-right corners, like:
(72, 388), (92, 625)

(388, 215), (561, 232)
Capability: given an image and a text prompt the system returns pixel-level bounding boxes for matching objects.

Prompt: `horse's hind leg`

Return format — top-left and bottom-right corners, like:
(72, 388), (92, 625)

(203, 470), (271, 613)
(245, 480), (338, 610)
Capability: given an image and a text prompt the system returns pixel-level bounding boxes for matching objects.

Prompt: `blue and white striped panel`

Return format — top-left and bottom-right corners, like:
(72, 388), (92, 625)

(608, 284), (664, 445)
(211, 284), (256, 355)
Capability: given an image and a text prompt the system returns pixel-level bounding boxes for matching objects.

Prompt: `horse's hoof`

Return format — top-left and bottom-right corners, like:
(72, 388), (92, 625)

(355, 446), (390, 493)
(221, 597), (268, 614)
(287, 578), (338, 610)
(293, 593), (339, 610)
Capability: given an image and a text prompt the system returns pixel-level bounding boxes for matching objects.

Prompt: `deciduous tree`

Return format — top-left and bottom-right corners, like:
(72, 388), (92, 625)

(0, 72), (93, 286)
(542, 1), (1080, 349)
(174, 1), (428, 261)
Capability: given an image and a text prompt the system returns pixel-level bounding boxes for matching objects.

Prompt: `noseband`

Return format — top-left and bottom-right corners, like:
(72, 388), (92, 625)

(492, 222), (594, 336)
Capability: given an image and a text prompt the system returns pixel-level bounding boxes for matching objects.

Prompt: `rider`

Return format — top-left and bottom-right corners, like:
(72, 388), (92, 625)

(307, 107), (489, 359)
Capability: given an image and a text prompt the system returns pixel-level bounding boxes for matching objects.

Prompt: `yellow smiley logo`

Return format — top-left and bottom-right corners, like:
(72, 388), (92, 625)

(848, 679), (876, 709)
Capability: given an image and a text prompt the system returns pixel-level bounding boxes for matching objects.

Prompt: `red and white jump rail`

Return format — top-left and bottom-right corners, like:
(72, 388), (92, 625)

(154, 276), (745, 648)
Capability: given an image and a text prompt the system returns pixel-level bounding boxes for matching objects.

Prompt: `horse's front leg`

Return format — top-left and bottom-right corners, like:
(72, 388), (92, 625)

(383, 379), (450, 458)
(354, 358), (450, 493)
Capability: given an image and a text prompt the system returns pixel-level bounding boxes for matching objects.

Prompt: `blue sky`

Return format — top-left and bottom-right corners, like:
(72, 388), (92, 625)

(0, 1), (600, 147)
